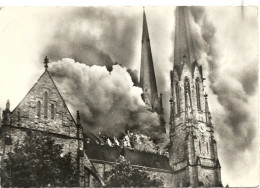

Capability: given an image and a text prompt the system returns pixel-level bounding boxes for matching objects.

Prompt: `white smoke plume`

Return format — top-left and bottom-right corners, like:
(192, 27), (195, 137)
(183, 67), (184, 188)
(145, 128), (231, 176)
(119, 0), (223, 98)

(49, 58), (169, 152)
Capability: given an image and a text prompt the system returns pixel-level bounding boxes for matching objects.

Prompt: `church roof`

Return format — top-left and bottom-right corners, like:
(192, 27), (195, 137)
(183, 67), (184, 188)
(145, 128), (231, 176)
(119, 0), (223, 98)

(85, 142), (172, 172)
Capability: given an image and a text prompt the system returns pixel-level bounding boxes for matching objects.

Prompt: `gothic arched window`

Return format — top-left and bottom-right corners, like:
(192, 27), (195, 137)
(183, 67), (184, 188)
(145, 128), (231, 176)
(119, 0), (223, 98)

(196, 77), (201, 110)
(37, 101), (41, 117)
(175, 82), (180, 113)
(51, 104), (55, 119)
(44, 91), (48, 118)
(184, 77), (191, 109)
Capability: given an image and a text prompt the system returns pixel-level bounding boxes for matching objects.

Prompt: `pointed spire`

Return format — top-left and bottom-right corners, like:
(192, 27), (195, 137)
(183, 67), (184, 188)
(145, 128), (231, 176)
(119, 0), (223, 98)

(44, 56), (49, 70)
(204, 93), (210, 124)
(142, 7), (150, 43)
(169, 97), (175, 132)
(204, 93), (209, 112)
(174, 7), (196, 69)
(6, 100), (10, 111)
(140, 7), (159, 111)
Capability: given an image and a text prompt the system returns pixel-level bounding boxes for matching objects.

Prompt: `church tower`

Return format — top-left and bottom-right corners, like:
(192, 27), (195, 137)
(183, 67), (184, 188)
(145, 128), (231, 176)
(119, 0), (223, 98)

(169, 7), (222, 187)
(140, 8), (165, 131)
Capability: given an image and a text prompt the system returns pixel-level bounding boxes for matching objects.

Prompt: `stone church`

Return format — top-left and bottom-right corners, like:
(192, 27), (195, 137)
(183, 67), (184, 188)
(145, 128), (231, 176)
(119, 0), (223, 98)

(0, 7), (222, 187)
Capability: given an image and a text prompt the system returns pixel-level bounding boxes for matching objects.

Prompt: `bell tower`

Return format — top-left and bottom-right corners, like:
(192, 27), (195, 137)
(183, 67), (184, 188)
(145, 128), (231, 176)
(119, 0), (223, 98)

(169, 7), (222, 187)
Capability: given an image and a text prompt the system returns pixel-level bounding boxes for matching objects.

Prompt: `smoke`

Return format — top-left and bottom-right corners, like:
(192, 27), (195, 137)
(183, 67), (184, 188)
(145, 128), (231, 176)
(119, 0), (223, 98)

(42, 7), (140, 69)
(127, 68), (139, 86)
(186, 7), (258, 186)
(40, 7), (174, 133)
(49, 59), (169, 151)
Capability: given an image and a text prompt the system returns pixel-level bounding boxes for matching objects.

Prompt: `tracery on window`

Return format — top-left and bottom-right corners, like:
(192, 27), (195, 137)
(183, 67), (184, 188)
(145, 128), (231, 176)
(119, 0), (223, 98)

(184, 77), (191, 109)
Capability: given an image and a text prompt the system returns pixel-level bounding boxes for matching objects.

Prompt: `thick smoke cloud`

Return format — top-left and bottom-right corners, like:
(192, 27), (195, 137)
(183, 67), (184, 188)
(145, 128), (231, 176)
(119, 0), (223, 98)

(42, 7), (140, 68)
(41, 7), (174, 133)
(49, 59), (169, 151)
(186, 7), (258, 186)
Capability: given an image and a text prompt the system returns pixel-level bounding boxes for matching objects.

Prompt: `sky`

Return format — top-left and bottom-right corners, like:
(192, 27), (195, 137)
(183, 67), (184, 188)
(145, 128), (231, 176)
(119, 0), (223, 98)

(0, 6), (258, 187)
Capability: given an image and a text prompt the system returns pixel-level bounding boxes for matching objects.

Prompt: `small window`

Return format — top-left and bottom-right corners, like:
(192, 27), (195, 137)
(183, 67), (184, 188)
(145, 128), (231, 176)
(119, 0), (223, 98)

(51, 104), (55, 119)
(44, 91), (48, 118)
(37, 101), (41, 117)
(199, 140), (201, 153)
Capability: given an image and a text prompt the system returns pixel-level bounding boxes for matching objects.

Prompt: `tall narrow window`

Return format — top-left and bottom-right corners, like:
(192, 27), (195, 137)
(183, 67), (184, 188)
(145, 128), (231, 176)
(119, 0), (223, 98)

(184, 77), (191, 109)
(51, 104), (55, 119)
(206, 142), (209, 153)
(37, 101), (41, 117)
(44, 91), (48, 118)
(196, 78), (201, 110)
(175, 82), (180, 113)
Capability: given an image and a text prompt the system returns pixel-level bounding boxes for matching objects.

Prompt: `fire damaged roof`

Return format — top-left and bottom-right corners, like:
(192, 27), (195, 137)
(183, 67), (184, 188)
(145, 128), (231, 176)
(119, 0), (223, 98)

(85, 143), (173, 171)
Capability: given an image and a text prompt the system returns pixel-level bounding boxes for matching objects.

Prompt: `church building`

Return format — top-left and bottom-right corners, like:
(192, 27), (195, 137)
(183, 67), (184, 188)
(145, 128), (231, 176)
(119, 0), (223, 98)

(0, 7), (222, 187)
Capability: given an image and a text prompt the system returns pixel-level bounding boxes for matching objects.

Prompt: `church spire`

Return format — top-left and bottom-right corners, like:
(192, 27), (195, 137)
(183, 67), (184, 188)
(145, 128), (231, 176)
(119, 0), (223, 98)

(140, 7), (159, 110)
(169, 7), (222, 187)
(174, 7), (196, 69)
(142, 7), (150, 43)
(204, 93), (212, 126)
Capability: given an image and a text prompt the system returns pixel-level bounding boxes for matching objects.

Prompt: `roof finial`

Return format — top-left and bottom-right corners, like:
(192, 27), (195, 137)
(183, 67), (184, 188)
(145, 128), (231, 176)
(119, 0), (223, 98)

(44, 56), (49, 70)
